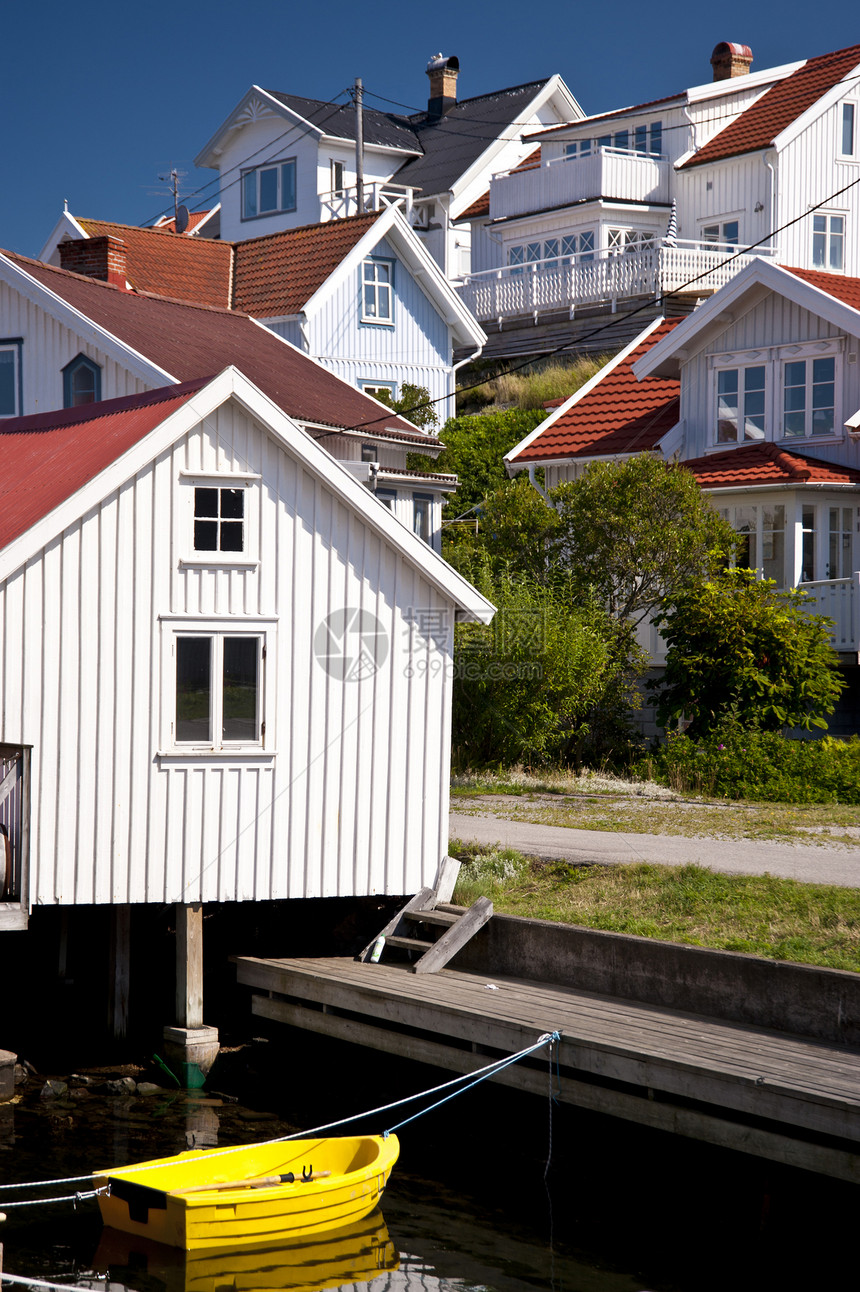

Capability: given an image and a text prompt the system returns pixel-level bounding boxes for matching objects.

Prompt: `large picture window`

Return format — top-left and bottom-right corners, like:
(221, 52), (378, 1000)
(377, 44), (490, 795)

(711, 343), (842, 447)
(242, 159), (297, 220)
(175, 633), (263, 746)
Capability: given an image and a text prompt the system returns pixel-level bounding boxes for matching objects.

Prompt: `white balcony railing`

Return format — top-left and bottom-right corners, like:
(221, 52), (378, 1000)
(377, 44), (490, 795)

(799, 573), (860, 652)
(457, 241), (778, 322)
(491, 146), (671, 217)
(320, 183), (416, 220)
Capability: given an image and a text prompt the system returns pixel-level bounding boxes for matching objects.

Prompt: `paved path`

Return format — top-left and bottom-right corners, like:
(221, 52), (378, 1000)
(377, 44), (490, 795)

(449, 809), (860, 887)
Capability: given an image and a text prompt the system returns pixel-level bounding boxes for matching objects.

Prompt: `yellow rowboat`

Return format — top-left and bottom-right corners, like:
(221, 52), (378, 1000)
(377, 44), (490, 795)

(92, 1208), (399, 1292)
(93, 1135), (400, 1251)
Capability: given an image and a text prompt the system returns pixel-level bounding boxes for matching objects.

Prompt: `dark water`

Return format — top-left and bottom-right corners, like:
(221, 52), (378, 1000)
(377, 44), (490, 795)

(0, 1034), (856, 1292)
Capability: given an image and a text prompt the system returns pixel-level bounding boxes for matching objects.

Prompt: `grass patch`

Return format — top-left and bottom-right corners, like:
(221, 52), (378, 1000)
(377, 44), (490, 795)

(449, 846), (860, 972)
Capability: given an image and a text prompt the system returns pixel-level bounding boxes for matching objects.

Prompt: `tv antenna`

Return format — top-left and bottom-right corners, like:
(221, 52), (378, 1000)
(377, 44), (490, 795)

(157, 167), (188, 227)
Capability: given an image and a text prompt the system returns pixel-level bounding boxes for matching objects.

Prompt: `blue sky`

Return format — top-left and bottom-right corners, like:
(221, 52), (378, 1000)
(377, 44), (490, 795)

(2, 1), (858, 258)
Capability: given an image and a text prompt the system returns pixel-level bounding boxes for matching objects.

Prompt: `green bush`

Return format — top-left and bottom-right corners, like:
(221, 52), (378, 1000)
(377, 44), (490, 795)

(643, 724), (860, 803)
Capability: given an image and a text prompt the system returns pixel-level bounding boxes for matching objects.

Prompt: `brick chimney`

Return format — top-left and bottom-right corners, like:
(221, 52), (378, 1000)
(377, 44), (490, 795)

(58, 235), (128, 289)
(426, 54), (459, 118)
(710, 42), (753, 81)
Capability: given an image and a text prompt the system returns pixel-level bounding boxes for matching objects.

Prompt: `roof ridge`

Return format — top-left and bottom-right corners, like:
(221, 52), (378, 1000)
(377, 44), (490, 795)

(0, 377), (207, 436)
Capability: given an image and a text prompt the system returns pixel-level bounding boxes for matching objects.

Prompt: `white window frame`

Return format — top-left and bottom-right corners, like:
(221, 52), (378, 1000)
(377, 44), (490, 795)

(159, 617), (276, 756)
(709, 341), (844, 448)
(360, 380), (396, 402)
(241, 159), (297, 221)
(607, 228), (657, 255)
(781, 354), (837, 440)
(361, 258), (394, 325)
(0, 338), (22, 418)
(412, 493), (433, 544)
(699, 217), (741, 249)
(812, 211), (846, 272)
(330, 158), (346, 197)
(838, 102), (857, 159)
(178, 472), (261, 569)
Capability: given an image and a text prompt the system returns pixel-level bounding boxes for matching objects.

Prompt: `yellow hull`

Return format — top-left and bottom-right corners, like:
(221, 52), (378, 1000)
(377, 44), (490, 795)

(93, 1209), (399, 1292)
(94, 1135), (399, 1251)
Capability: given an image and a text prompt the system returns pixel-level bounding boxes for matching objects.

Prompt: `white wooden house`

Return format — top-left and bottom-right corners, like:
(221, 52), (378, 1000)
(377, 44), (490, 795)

(192, 57), (582, 280)
(505, 260), (860, 724)
(0, 243), (461, 550)
(0, 367), (493, 945)
(459, 39), (860, 356)
(38, 205), (486, 426)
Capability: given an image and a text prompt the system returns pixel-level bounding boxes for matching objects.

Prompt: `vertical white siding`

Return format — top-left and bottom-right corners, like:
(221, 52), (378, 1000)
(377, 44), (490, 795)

(0, 401), (456, 907)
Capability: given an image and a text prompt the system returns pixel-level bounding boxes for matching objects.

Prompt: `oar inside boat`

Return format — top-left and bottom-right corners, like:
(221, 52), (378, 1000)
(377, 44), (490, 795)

(172, 1169), (331, 1194)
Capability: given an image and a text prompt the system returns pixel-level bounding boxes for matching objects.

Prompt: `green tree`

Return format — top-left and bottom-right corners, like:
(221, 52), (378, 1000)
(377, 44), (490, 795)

(651, 568), (845, 736)
(445, 475), (559, 580)
(549, 456), (736, 624)
(375, 382), (439, 432)
(432, 407), (545, 514)
(452, 562), (642, 767)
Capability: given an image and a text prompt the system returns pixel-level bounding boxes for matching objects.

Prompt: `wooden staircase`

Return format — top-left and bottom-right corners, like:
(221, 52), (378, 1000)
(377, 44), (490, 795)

(357, 885), (493, 974)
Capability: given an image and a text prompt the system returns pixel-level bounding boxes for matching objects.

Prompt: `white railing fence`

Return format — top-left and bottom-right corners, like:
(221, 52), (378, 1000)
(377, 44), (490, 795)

(321, 183), (416, 219)
(490, 147), (671, 217)
(457, 241), (778, 322)
(799, 573), (860, 652)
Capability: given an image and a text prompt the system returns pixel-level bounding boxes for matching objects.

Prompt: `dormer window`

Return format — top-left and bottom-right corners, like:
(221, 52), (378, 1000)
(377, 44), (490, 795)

(62, 353), (101, 408)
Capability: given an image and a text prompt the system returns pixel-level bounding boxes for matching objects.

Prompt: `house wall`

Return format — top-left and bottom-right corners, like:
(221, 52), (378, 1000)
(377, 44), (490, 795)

(675, 154), (771, 250)
(266, 235), (455, 419)
(0, 401), (456, 907)
(0, 280), (153, 416)
(778, 95), (860, 276)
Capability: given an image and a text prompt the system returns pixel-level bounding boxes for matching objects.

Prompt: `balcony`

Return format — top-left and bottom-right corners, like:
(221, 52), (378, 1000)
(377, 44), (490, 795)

(490, 147), (671, 218)
(320, 182), (417, 220)
(457, 241), (778, 323)
(799, 574), (860, 656)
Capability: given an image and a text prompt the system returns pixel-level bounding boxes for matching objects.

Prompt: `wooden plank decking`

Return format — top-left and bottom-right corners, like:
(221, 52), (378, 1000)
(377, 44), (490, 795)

(234, 955), (860, 1184)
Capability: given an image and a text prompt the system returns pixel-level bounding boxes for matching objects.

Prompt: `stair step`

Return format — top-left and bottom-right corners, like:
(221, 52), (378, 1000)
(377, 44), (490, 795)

(385, 935), (433, 951)
(403, 909), (458, 928)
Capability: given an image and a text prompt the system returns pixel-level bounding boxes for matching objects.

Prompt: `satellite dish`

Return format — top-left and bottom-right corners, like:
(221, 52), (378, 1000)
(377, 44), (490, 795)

(175, 204), (190, 235)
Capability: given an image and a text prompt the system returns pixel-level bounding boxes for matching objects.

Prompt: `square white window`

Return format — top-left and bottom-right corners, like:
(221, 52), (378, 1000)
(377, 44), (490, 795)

(174, 633), (264, 747)
(242, 160), (297, 219)
(812, 213), (845, 271)
(362, 260), (393, 323)
(716, 366), (766, 443)
(782, 357), (836, 439)
(194, 486), (245, 552)
(0, 340), (22, 417)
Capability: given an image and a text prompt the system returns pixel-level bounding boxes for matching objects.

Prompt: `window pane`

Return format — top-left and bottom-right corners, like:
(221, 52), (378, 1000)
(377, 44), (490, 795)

(0, 350), (17, 415)
(220, 522), (244, 551)
(176, 638), (212, 742)
(614, 130), (629, 150)
(222, 638), (259, 742)
(259, 167), (278, 212)
(842, 103), (855, 156)
(743, 367), (766, 440)
(597, 134), (611, 148)
(281, 161), (296, 209)
(242, 171), (257, 219)
(220, 488), (244, 519)
(717, 369), (739, 442)
(70, 362), (97, 406)
(829, 217), (844, 271)
(634, 124), (647, 153)
(650, 122), (662, 155)
(801, 507), (816, 581)
(723, 221), (739, 245)
(194, 520), (218, 550)
(195, 488), (219, 517)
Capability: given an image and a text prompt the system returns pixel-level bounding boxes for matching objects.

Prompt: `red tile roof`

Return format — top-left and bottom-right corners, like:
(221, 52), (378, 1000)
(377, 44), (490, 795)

(77, 219), (233, 308)
(459, 191), (490, 219)
(510, 318), (682, 463)
(783, 266), (860, 310)
(684, 441), (860, 488)
(0, 381), (206, 550)
(682, 43), (860, 168)
(3, 251), (428, 442)
(232, 213), (381, 317)
(155, 210), (216, 235)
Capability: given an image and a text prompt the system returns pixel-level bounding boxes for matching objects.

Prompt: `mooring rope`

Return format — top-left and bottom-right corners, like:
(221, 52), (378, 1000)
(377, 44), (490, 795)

(0, 1273), (99, 1292)
(0, 1188), (106, 1210)
(0, 1030), (563, 1195)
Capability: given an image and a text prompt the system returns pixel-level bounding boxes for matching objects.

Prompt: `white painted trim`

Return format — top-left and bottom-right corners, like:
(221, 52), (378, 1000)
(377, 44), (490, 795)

(0, 254), (176, 388)
(633, 260), (860, 381)
(505, 316), (669, 468)
(194, 85), (321, 169)
(37, 211), (90, 264)
(0, 368), (496, 624)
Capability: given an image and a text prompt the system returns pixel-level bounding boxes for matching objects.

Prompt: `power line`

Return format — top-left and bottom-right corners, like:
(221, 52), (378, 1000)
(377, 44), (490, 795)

(344, 169), (860, 434)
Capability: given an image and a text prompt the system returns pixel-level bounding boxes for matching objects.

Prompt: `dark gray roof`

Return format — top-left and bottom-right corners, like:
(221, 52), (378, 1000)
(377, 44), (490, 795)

(264, 79), (555, 198)
(395, 81), (555, 197)
(264, 91), (420, 152)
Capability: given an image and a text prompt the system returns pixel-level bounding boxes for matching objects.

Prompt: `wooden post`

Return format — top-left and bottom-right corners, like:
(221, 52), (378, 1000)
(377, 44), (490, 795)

(108, 905), (131, 1040)
(176, 902), (204, 1029)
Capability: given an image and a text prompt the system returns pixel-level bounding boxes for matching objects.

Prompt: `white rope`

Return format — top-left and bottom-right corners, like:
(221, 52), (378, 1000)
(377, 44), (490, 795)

(0, 1189), (106, 1210)
(0, 1274), (100, 1292)
(0, 1175), (96, 1193)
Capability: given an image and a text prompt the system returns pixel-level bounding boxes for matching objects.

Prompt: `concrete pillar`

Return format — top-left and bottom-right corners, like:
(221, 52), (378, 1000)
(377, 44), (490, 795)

(162, 903), (219, 1088)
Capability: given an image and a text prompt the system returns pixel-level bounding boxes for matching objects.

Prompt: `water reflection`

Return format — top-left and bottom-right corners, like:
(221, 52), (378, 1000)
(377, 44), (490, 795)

(90, 1211), (399, 1292)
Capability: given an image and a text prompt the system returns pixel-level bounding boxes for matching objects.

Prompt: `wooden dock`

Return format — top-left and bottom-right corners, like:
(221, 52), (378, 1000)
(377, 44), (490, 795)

(234, 954), (860, 1184)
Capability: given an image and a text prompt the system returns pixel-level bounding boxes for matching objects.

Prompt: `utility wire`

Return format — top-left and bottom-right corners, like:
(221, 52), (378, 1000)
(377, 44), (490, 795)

(344, 168), (860, 434)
